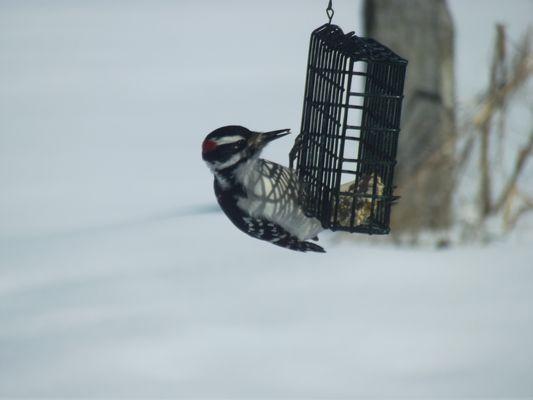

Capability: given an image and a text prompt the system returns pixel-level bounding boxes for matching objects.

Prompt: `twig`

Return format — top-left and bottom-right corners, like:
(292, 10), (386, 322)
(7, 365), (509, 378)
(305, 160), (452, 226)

(507, 198), (533, 230)
(493, 129), (533, 213)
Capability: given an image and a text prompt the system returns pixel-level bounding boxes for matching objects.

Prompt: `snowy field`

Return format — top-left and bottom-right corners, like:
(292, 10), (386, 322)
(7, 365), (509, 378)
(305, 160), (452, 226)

(1, 0), (533, 397)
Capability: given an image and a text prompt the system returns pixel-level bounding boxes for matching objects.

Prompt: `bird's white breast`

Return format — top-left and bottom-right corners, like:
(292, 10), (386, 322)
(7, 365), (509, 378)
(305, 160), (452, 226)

(234, 158), (323, 240)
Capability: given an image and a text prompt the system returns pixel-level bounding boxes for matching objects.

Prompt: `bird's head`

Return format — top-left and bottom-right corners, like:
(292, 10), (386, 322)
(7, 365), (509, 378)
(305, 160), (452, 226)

(201, 125), (291, 171)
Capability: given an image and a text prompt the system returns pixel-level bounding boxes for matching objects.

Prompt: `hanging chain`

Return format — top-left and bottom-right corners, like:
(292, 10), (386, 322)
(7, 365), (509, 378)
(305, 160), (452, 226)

(326, 0), (334, 24)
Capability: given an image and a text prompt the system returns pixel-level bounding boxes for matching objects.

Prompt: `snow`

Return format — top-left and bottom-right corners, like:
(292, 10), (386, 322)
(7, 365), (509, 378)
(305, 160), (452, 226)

(1, 0), (533, 397)
(2, 226), (533, 397)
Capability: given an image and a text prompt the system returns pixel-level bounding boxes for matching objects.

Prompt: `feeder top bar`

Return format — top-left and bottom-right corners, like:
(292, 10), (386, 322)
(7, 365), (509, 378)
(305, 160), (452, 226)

(313, 24), (407, 64)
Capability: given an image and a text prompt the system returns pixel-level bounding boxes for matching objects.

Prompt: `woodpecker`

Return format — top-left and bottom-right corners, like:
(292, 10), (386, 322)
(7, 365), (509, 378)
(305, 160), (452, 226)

(202, 125), (325, 253)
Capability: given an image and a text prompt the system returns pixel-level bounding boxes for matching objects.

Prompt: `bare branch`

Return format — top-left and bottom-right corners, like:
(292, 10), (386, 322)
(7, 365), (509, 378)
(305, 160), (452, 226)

(493, 130), (533, 213)
(456, 129), (477, 172)
(506, 198), (533, 231)
(479, 25), (508, 216)
(475, 26), (532, 217)
(473, 46), (533, 129)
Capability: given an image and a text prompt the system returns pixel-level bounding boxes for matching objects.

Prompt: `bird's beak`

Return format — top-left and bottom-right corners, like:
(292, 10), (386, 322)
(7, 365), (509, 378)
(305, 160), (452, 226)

(250, 129), (291, 149)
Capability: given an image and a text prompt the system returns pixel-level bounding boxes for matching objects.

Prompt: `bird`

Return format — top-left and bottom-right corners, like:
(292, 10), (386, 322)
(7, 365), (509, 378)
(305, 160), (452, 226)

(201, 125), (325, 253)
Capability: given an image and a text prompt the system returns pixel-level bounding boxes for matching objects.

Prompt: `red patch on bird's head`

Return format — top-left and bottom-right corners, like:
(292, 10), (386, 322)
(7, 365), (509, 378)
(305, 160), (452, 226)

(202, 139), (217, 154)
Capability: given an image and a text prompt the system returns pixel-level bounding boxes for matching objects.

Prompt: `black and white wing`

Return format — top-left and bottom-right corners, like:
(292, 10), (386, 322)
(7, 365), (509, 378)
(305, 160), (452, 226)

(214, 178), (325, 253)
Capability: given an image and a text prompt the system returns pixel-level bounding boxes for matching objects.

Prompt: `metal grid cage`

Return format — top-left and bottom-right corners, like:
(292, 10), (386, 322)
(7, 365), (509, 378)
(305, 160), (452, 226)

(290, 24), (407, 234)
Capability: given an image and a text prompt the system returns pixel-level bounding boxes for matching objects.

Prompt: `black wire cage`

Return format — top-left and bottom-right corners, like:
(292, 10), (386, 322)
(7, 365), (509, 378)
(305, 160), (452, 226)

(290, 24), (407, 234)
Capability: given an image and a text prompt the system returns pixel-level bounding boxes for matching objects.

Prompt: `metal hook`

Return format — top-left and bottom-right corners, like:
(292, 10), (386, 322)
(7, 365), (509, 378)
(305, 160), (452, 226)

(326, 0), (334, 24)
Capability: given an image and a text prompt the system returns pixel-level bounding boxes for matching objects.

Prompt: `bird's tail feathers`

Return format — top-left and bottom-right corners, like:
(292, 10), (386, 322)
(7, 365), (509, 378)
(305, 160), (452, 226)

(274, 235), (326, 253)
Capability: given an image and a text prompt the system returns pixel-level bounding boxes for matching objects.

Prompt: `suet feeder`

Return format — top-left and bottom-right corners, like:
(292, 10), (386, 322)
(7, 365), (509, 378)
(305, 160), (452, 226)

(289, 22), (407, 235)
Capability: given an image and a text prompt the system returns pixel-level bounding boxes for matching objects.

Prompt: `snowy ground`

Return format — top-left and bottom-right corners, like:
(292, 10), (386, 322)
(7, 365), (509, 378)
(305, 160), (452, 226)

(1, 0), (533, 397)
(2, 222), (533, 397)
